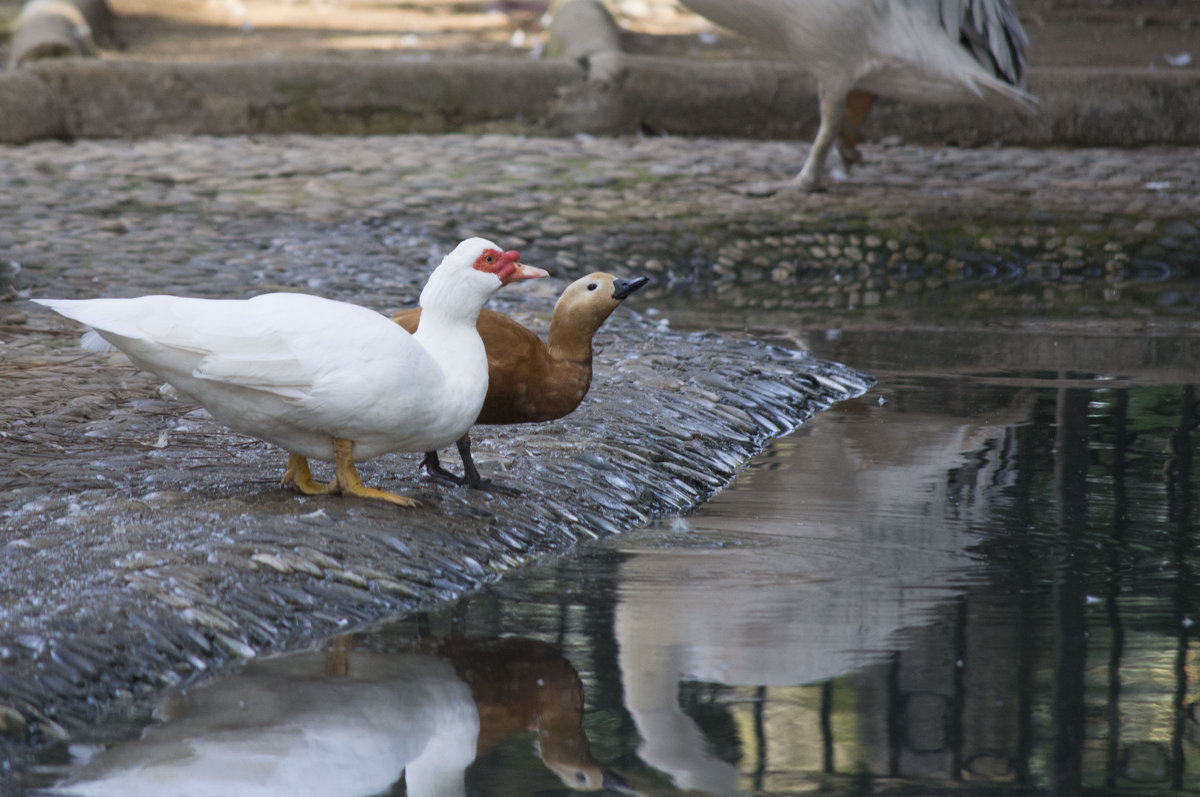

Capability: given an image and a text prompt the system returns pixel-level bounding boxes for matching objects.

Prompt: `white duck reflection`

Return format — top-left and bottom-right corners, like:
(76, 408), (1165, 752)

(57, 635), (621, 797)
(615, 392), (1031, 795)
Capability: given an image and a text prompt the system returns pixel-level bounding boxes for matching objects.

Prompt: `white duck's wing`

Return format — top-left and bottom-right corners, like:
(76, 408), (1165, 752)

(38, 293), (489, 459)
(184, 295), (464, 455)
(192, 346), (313, 400)
(38, 294), (426, 404)
(188, 295), (354, 402)
(238, 294), (453, 418)
(37, 296), (278, 396)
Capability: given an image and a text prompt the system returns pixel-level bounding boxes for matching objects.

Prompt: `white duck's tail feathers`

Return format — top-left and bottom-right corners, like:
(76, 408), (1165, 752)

(34, 297), (151, 341)
(32, 298), (79, 313)
(33, 299), (121, 353)
(81, 330), (118, 353)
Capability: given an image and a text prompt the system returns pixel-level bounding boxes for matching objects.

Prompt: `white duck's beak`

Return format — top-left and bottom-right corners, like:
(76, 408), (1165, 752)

(501, 261), (549, 284)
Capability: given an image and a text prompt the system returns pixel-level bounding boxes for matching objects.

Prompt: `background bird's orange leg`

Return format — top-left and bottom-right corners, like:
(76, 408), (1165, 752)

(282, 453), (332, 495)
(839, 89), (877, 168)
(330, 437), (421, 508)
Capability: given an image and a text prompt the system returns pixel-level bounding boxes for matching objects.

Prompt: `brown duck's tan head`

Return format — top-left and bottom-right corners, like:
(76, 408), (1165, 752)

(548, 273), (650, 361)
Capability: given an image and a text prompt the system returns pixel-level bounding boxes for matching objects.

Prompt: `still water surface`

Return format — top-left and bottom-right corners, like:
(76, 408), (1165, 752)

(46, 245), (1200, 796)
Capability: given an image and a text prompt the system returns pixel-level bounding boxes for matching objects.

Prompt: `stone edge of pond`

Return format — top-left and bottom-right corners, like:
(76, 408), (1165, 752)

(1, 54), (1198, 146)
(0, 322), (873, 781)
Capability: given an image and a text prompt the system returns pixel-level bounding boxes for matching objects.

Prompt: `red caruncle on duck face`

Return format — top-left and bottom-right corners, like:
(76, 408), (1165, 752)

(472, 248), (524, 284)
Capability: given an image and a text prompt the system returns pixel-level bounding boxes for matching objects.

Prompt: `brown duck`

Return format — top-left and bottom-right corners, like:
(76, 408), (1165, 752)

(393, 272), (649, 488)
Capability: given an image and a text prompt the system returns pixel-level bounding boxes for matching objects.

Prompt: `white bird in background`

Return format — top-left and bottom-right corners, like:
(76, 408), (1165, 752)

(678, 0), (1036, 191)
(34, 238), (548, 508)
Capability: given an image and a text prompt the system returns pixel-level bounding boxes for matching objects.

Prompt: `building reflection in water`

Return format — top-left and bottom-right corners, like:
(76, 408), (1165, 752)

(593, 380), (1197, 796)
(610, 384), (1031, 795)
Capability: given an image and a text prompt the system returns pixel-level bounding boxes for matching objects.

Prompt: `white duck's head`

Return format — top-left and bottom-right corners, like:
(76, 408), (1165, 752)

(419, 237), (548, 320)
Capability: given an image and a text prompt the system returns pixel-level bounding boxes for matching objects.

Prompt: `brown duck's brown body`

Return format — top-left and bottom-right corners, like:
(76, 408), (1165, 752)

(427, 635), (589, 758)
(393, 307), (591, 426)
(378, 632), (625, 791)
(393, 271), (649, 487)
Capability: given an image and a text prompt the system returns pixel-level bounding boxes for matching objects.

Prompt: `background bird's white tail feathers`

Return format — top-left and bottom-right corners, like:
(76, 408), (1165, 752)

(968, 73), (1038, 114)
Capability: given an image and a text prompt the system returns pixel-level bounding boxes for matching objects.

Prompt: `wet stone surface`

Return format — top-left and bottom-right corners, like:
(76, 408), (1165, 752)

(1, 319), (867, 750)
(0, 132), (1197, 772)
(0, 133), (877, 767)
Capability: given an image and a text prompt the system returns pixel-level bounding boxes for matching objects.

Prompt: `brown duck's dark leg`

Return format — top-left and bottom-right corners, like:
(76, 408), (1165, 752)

(420, 449), (463, 484)
(456, 434), (489, 489)
(457, 435), (521, 495)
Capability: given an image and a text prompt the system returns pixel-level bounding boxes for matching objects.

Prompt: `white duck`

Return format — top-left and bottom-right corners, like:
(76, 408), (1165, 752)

(678, 0), (1035, 191)
(34, 238), (548, 508)
(55, 635), (631, 797)
(55, 649), (481, 797)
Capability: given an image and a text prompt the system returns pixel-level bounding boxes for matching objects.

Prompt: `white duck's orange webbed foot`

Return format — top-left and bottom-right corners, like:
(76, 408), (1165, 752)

(331, 437), (420, 508)
(282, 453), (333, 495)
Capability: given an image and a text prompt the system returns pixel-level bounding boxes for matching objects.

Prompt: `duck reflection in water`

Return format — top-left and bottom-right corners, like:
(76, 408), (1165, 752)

(56, 634), (632, 797)
(614, 390), (1036, 795)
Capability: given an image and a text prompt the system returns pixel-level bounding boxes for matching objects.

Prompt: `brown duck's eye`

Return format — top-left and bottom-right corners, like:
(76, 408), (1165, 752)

(587, 283), (598, 291)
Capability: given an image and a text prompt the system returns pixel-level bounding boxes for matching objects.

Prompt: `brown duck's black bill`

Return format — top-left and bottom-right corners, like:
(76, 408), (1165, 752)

(601, 769), (640, 794)
(612, 276), (651, 300)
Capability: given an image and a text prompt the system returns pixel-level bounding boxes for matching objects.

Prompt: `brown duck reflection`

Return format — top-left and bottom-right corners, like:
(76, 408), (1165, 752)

(417, 634), (626, 792)
(58, 634), (626, 797)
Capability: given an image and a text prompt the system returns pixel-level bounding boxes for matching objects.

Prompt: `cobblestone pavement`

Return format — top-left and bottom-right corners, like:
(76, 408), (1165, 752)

(1, 131), (1199, 778)
(3, 133), (1199, 488)
(2, 134), (1198, 313)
